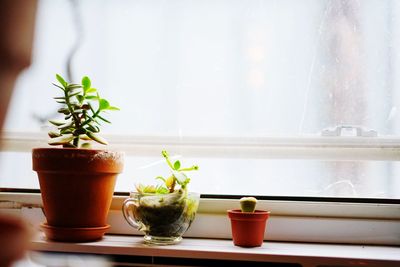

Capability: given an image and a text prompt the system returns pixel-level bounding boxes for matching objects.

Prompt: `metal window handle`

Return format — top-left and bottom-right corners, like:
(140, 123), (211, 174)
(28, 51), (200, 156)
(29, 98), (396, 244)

(321, 125), (377, 137)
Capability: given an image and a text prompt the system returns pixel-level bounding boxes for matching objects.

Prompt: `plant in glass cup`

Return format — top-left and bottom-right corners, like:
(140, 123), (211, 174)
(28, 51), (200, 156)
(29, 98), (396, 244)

(123, 150), (200, 245)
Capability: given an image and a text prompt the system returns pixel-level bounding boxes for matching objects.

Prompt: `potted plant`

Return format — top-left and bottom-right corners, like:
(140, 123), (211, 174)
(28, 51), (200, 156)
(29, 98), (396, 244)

(227, 197), (270, 247)
(122, 150), (199, 245)
(32, 74), (124, 242)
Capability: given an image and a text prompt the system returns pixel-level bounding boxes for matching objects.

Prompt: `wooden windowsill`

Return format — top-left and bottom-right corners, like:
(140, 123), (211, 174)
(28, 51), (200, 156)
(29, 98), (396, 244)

(29, 233), (400, 267)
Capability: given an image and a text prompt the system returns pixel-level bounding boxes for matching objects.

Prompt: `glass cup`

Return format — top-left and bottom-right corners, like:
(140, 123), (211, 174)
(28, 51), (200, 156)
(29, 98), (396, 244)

(122, 191), (200, 245)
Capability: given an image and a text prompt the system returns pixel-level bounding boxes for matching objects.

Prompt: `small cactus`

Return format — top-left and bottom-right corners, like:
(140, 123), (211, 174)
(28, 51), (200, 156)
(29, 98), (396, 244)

(240, 197), (257, 212)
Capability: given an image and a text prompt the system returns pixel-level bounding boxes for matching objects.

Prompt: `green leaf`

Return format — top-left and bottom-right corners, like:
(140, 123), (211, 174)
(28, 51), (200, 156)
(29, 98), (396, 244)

(53, 96), (65, 100)
(48, 134), (74, 146)
(49, 120), (65, 126)
(107, 106), (120, 111)
(76, 95), (84, 103)
(56, 74), (67, 87)
(86, 131), (108, 145)
(68, 88), (81, 95)
(80, 134), (92, 140)
(99, 99), (110, 110)
(162, 150), (169, 158)
(48, 131), (61, 138)
(177, 165), (199, 172)
(56, 100), (66, 104)
(52, 83), (65, 91)
(82, 76), (91, 92)
(85, 95), (98, 100)
(86, 124), (100, 133)
(67, 84), (81, 90)
(84, 113), (101, 126)
(60, 129), (73, 134)
(58, 121), (74, 130)
(81, 142), (92, 149)
(63, 143), (77, 148)
(57, 108), (70, 114)
(156, 186), (169, 194)
(97, 115), (111, 124)
(86, 87), (97, 93)
(174, 160), (181, 170)
(69, 92), (81, 99)
(139, 185), (156, 194)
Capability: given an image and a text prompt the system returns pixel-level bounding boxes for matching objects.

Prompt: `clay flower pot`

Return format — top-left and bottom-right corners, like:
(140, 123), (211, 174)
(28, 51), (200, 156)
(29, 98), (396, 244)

(32, 148), (124, 242)
(227, 209), (270, 247)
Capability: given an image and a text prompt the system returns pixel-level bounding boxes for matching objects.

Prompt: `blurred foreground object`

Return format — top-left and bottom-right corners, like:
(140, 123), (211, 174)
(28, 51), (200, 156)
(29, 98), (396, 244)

(0, 0), (37, 266)
(0, 0), (37, 130)
(0, 214), (31, 267)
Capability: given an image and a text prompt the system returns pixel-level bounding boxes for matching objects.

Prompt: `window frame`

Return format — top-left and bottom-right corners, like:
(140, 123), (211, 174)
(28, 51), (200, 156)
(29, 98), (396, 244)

(3, 130), (400, 159)
(1, 191), (399, 245)
(1, 131), (400, 245)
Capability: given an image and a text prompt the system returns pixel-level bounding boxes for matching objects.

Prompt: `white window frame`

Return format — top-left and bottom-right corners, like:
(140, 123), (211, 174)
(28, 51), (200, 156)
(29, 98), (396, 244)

(1, 131), (400, 245)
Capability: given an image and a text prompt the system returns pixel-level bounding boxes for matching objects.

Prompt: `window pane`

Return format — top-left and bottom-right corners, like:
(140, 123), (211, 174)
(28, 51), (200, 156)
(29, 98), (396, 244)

(2, 0), (400, 198)
(5, 0), (400, 135)
(1, 151), (400, 198)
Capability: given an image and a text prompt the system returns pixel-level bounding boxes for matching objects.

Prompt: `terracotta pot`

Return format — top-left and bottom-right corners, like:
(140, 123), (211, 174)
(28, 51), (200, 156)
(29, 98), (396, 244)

(227, 209), (270, 247)
(32, 148), (124, 241)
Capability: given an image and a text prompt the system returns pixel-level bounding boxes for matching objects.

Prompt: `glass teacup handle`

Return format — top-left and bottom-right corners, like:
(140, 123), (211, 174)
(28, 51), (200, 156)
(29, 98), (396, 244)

(122, 198), (140, 229)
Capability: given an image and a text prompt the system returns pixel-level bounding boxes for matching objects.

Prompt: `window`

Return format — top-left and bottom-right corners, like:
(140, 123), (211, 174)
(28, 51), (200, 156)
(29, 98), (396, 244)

(1, 0), (400, 200)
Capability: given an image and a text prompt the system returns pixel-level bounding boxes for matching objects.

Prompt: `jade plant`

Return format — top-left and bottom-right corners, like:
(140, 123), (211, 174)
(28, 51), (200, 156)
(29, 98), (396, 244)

(48, 74), (119, 148)
(240, 197), (258, 212)
(136, 150), (199, 194)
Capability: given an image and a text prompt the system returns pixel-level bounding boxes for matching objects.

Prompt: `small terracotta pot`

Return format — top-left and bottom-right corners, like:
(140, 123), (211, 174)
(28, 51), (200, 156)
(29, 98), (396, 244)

(32, 148), (124, 241)
(227, 209), (270, 247)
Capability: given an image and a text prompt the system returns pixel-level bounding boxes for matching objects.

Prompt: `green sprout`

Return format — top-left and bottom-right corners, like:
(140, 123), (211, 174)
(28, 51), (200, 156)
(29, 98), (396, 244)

(136, 150), (199, 194)
(48, 74), (119, 148)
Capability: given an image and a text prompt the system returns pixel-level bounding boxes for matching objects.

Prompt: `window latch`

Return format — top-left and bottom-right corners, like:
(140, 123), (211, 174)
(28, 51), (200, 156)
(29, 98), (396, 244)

(321, 125), (377, 137)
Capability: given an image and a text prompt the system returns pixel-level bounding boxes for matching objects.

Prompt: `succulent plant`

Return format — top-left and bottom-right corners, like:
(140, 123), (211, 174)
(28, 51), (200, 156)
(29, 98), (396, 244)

(48, 74), (119, 148)
(136, 150), (199, 194)
(240, 197), (257, 212)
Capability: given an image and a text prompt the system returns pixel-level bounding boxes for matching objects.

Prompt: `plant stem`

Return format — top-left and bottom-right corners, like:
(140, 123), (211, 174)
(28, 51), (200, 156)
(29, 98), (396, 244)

(179, 166), (199, 172)
(80, 109), (100, 128)
(73, 136), (80, 147)
(64, 86), (81, 147)
(162, 152), (174, 170)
